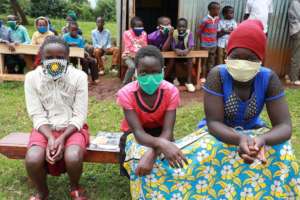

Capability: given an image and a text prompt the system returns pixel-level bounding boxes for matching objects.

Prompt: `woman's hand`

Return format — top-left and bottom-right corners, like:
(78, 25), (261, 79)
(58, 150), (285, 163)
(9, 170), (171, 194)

(238, 135), (256, 164)
(135, 149), (156, 176)
(158, 138), (188, 168)
(253, 136), (267, 164)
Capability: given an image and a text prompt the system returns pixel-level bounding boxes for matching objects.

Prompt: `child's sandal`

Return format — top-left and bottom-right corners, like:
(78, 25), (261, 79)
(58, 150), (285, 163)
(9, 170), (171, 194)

(70, 188), (88, 200)
(29, 195), (48, 200)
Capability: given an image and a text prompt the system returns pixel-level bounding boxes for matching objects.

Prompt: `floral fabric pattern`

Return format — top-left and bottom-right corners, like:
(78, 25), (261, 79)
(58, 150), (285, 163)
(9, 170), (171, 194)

(123, 127), (300, 200)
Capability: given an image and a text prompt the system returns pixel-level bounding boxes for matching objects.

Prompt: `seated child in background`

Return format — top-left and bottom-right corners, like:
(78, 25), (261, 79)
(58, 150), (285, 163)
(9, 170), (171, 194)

(32, 17), (55, 68)
(122, 16), (147, 86)
(61, 10), (83, 36)
(170, 18), (195, 92)
(63, 22), (99, 84)
(83, 45), (99, 84)
(217, 6), (237, 64)
(148, 16), (174, 51)
(31, 17), (54, 45)
(198, 1), (220, 83)
(92, 17), (120, 76)
(24, 36), (89, 200)
(117, 45), (187, 178)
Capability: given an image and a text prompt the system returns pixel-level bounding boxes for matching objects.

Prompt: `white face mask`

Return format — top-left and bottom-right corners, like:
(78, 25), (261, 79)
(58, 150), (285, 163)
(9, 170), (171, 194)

(225, 59), (261, 82)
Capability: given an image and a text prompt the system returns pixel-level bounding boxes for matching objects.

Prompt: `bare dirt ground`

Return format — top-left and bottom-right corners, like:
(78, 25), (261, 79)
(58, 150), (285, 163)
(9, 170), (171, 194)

(88, 76), (204, 105)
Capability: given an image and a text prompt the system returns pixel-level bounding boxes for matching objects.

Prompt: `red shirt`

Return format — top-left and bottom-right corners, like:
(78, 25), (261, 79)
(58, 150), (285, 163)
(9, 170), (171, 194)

(116, 80), (180, 132)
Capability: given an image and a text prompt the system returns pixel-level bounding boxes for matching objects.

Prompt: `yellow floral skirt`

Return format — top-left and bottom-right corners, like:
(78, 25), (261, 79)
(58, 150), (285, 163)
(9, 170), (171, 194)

(123, 127), (300, 200)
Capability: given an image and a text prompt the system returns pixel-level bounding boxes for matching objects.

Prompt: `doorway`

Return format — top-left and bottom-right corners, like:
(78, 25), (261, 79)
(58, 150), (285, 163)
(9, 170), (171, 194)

(135, 0), (179, 33)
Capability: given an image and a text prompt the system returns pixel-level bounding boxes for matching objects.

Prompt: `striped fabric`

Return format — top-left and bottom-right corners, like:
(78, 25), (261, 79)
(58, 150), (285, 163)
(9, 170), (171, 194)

(198, 15), (219, 48)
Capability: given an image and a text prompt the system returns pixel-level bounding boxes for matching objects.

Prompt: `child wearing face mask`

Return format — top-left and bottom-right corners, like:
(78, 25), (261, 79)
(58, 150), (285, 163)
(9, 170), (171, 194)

(148, 16), (174, 51)
(117, 46), (187, 192)
(31, 17), (54, 46)
(122, 16), (148, 85)
(169, 18), (195, 92)
(217, 6), (237, 65)
(24, 35), (89, 200)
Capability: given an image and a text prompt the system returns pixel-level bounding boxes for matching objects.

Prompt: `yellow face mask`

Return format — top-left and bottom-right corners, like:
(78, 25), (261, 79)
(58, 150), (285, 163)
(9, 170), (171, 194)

(225, 59), (261, 82)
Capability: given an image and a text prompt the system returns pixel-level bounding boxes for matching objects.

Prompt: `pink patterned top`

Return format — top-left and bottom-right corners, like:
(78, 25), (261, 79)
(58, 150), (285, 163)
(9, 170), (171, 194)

(122, 29), (148, 57)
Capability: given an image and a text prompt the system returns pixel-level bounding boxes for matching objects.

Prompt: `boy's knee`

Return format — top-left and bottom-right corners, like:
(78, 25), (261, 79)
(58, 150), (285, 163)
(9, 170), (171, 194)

(94, 48), (103, 57)
(25, 147), (45, 168)
(64, 146), (84, 165)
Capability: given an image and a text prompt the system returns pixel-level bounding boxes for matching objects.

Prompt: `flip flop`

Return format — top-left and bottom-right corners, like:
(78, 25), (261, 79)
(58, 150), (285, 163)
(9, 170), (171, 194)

(29, 195), (48, 200)
(70, 187), (88, 200)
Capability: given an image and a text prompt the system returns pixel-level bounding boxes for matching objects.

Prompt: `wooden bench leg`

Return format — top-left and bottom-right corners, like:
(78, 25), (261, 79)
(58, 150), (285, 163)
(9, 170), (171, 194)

(77, 58), (82, 70)
(0, 54), (4, 83)
(196, 58), (202, 90)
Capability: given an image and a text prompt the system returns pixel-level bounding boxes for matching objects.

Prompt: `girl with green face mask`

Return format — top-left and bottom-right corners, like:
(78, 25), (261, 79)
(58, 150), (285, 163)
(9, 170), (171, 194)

(117, 46), (189, 198)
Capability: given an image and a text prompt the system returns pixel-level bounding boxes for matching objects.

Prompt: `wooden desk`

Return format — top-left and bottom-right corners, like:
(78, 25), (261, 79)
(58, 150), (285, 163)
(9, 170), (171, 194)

(0, 44), (85, 82)
(162, 50), (208, 89)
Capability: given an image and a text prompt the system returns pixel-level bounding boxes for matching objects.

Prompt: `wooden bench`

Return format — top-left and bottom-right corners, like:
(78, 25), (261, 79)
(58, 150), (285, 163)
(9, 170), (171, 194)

(0, 133), (119, 164)
(0, 43), (85, 82)
(120, 50), (208, 89)
(161, 50), (208, 89)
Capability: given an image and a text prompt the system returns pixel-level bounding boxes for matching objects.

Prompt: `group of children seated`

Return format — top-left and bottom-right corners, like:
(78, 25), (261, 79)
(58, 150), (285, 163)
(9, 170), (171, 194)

(122, 1), (237, 92)
(0, 11), (119, 85)
(0, 2), (237, 91)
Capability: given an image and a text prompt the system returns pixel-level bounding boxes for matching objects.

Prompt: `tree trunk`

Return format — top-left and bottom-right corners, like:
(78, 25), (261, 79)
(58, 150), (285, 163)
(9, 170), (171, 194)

(10, 0), (28, 25)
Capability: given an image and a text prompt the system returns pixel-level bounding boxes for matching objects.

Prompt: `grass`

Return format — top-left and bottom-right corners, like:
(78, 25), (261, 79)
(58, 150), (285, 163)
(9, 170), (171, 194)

(1, 81), (300, 199)
(0, 16), (117, 43)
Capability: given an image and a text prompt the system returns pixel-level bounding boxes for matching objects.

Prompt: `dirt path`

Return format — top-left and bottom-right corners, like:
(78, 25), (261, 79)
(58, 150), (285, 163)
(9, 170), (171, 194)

(88, 77), (204, 105)
(88, 77), (298, 105)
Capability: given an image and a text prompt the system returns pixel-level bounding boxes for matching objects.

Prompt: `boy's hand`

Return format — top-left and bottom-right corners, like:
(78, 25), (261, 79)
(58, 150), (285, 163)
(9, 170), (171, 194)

(181, 49), (189, 56)
(175, 49), (182, 56)
(46, 136), (56, 165)
(135, 149), (156, 176)
(168, 26), (174, 37)
(52, 136), (65, 162)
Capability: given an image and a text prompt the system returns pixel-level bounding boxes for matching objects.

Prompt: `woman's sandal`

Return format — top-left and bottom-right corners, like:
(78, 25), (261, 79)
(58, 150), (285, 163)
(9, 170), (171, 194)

(70, 187), (88, 200)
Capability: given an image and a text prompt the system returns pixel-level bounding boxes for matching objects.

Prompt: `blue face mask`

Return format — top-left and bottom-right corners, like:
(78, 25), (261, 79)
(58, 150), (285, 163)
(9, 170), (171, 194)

(38, 26), (47, 33)
(133, 27), (144, 36)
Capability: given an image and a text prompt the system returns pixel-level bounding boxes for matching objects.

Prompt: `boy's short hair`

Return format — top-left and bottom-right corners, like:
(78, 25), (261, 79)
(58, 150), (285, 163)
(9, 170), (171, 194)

(222, 5), (234, 16)
(208, 1), (220, 10)
(157, 16), (171, 25)
(40, 35), (70, 58)
(135, 45), (164, 69)
(177, 18), (188, 26)
(130, 16), (143, 28)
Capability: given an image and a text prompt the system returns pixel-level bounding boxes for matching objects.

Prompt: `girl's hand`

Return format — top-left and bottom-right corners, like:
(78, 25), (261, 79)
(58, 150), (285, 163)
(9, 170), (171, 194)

(135, 149), (156, 176)
(158, 138), (188, 168)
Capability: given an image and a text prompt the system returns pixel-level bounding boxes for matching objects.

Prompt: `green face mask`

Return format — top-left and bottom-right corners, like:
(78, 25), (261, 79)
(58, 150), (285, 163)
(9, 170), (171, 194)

(7, 21), (17, 30)
(137, 73), (163, 95)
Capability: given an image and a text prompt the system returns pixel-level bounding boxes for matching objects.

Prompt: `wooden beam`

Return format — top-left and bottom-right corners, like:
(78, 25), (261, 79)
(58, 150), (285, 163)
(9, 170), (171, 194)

(161, 50), (208, 58)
